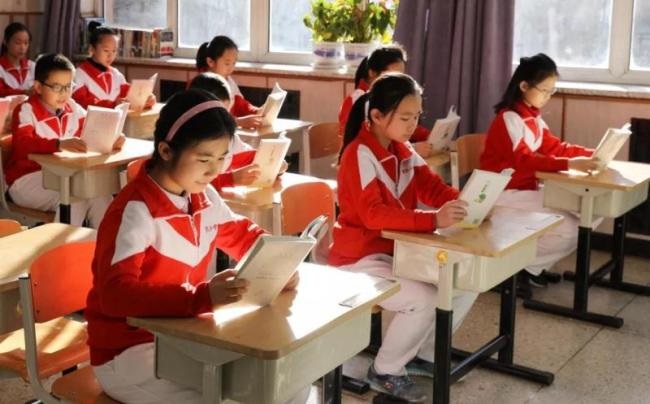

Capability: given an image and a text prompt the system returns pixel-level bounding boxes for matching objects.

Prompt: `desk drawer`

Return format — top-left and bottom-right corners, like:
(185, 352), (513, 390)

(42, 168), (121, 199)
(124, 115), (157, 139)
(543, 181), (649, 218)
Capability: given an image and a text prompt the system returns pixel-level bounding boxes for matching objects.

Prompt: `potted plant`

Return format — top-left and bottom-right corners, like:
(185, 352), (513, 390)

(340, 0), (398, 67)
(303, 0), (346, 68)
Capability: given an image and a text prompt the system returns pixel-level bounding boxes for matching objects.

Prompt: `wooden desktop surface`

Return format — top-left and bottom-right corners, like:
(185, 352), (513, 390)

(0, 223), (96, 292)
(536, 161), (650, 191)
(129, 263), (398, 359)
(383, 206), (563, 258)
(29, 138), (153, 170)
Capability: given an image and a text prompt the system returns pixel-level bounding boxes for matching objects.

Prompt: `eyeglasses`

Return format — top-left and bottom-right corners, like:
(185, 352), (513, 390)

(42, 82), (73, 94)
(534, 86), (558, 96)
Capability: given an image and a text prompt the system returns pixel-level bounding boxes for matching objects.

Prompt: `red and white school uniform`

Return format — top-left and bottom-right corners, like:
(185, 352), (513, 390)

(329, 126), (477, 376)
(72, 58), (130, 109)
(0, 55), (34, 97)
(480, 101), (597, 275)
(4, 95), (110, 227)
(211, 134), (256, 190)
(227, 75), (258, 117)
(337, 81), (430, 143)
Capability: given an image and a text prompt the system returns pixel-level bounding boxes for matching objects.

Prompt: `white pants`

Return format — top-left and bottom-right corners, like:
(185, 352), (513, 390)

(340, 254), (478, 376)
(8, 170), (110, 228)
(94, 343), (310, 404)
(496, 189), (602, 276)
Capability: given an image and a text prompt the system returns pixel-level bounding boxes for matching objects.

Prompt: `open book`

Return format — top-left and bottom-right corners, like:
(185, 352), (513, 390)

(250, 136), (291, 188)
(235, 215), (328, 306)
(259, 82), (287, 126)
(80, 103), (129, 154)
(126, 73), (157, 111)
(592, 123), (631, 171)
(456, 168), (512, 228)
(428, 106), (461, 151)
(0, 98), (10, 129)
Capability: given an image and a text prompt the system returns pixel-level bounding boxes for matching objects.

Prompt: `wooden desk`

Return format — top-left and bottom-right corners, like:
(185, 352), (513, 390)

(219, 172), (336, 235)
(29, 138), (153, 224)
(524, 161), (650, 328)
(129, 263), (399, 404)
(237, 118), (313, 174)
(123, 102), (164, 139)
(0, 223), (96, 333)
(383, 207), (563, 404)
(425, 152), (451, 184)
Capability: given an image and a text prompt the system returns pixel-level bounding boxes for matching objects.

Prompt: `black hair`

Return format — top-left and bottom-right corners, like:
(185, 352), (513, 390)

(188, 72), (232, 103)
(1, 22), (31, 56)
(494, 53), (559, 112)
(34, 53), (75, 83)
(88, 25), (118, 47)
(340, 72), (422, 161)
(354, 45), (407, 88)
(152, 88), (235, 168)
(195, 35), (238, 70)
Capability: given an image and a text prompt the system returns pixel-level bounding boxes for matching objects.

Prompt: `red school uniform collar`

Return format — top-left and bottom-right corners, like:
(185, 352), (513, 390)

(511, 100), (541, 119)
(27, 94), (73, 120)
(0, 54), (30, 72)
(84, 57), (108, 72)
(133, 159), (213, 218)
(357, 124), (413, 162)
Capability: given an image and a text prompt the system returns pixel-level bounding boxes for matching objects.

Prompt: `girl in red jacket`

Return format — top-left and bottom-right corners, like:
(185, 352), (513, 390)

(86, 89), (305, 404)
(330, 73), (477, 402)
(0, 22), (35, 97)
(480, 53), (600, 289)
(73, 25), (156, 109)
(196, 35), (262, 129)
(339, 45), (434, 157)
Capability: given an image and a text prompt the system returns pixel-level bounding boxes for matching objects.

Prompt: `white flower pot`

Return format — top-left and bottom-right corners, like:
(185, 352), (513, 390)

(343, 42), (376, 67)
(312, 41), (343, 68)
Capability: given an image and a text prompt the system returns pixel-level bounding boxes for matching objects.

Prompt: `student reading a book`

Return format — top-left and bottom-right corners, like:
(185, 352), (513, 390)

(480, 53), (600, 289)
(5, 54), (122, 227)
(330, 73), (477, 402)
(196, 35), (263, 129)
(188, 72), (287, 189)
(73, 25), (156, 109)
(338, 45), (433, 157)
(86, 89), (308, 404)
(0, 22), (35, 97)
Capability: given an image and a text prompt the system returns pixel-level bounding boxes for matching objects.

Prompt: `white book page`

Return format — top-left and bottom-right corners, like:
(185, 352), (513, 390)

(81, 106), (121, 154)
(593, 124), (631, 170)
(235, 235), (315, 306)
(428, 106), (461, 151)
(456, 169), (512, 228)
(115, 102), (130, 135)
(250, 137), (291, 188)
(260, 82), (287, 126)
(126, 73), (157, 111)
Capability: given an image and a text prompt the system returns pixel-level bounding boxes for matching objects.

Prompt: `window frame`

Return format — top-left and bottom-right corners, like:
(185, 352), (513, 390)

(104, 0), (315, 65)
(515, 0), (650, 84)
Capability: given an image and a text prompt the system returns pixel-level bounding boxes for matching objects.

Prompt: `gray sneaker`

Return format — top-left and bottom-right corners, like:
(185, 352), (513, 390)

(405, 357), (434, 379)
(367, 363), (428, 403)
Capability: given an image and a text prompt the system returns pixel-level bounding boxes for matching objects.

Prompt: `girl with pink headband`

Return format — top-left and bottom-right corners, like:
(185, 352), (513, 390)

(85, 89), (307, 404)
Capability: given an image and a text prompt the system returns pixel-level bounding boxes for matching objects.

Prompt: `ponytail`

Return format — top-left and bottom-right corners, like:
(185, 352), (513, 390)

(340, 93), (370, 161)
(354, 57), (369, 88)
(494, 53), (558, 113)
(195, 35), (238, 71)
(196, 42), (209, 70)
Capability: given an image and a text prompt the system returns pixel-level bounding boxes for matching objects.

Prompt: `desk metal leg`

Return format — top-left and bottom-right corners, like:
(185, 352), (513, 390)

(524, 225), (624, 328)
(433, 308), (452, 404)
(322, 365), (342, 404)
(59, 176), (71, 224)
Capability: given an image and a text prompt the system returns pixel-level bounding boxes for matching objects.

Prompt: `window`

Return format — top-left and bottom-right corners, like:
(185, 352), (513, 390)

(269, 0), (312, 53)
(104, 0), (167, 29)
(514, 0), (650, 84)
(178, 0), (251, 51)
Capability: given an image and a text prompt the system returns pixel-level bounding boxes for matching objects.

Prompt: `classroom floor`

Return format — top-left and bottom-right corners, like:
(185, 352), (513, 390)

(1, 250), (649, 404)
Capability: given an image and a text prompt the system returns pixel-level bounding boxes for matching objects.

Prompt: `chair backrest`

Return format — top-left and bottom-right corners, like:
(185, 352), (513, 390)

(0, 135), (12, 210)
(0, 134), (11, 163)
(451, 133), (486, 188)
(0, 218), (22, 237)
(308, 122), (341, 159)
(280, 181), (335, 263)
(25, 241), (96, 323)
(126, 157), (147, 183)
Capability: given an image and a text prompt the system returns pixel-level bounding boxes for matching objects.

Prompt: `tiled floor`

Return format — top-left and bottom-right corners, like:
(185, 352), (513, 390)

(1, 251), (649, 404)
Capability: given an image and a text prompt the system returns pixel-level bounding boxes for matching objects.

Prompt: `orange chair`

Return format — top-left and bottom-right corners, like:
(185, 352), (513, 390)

(450, 133), (487, 189)
(125, 157), (147, 183)
(0, 218), (22, 237)
(0, 135), (55, 225)
(307, 122), (341, 179)
(5, 241), (119, 403)
(280, 181), (335, 264)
